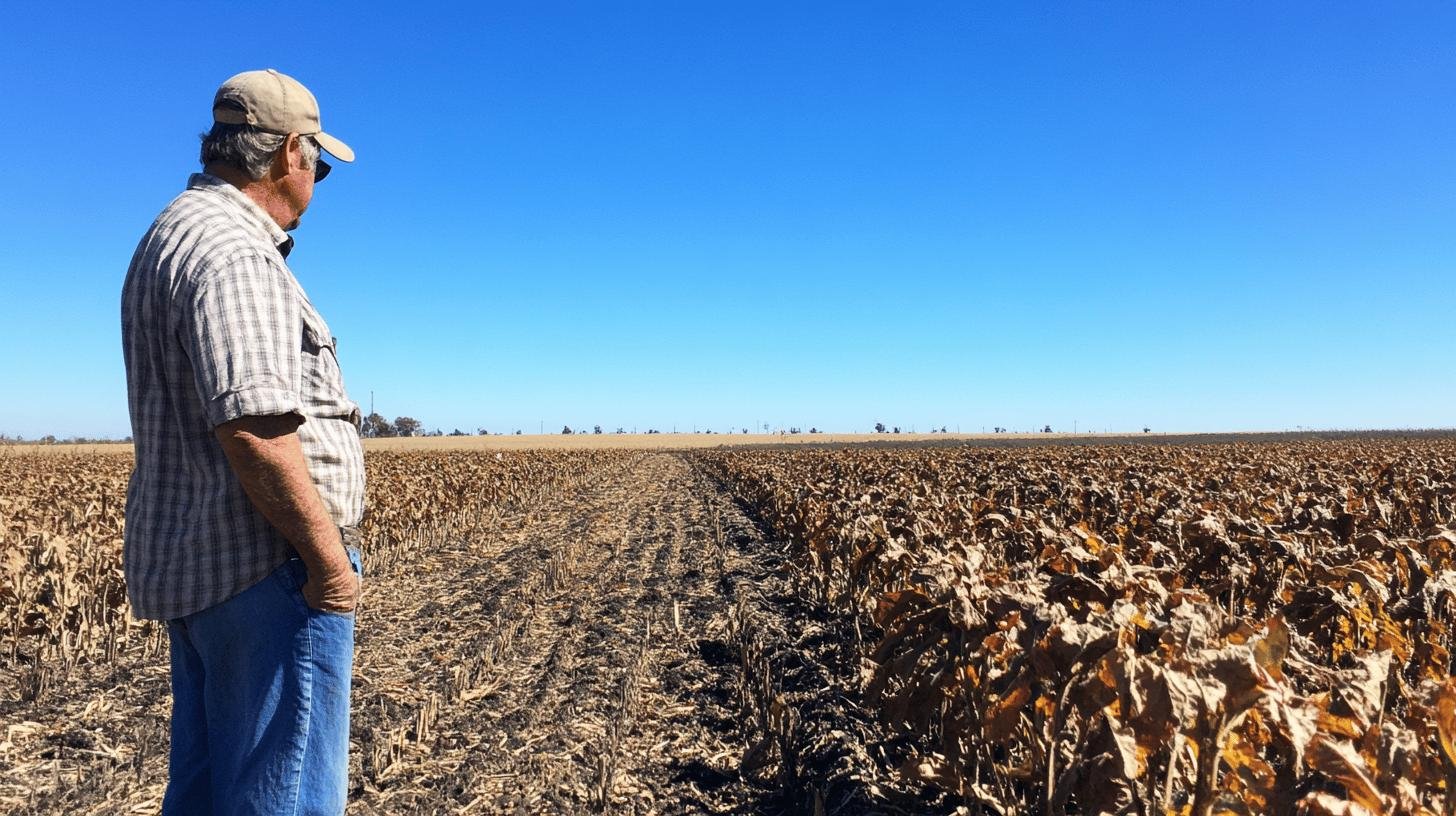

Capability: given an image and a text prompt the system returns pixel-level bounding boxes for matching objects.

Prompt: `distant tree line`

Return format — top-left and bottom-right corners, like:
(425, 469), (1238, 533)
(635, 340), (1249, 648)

(361, 413), (424, 438)
(358, 417), (1162, 440)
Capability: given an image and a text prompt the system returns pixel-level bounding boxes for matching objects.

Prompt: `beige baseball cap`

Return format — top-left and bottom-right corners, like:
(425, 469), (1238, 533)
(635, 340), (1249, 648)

(212, 69), (355, 162)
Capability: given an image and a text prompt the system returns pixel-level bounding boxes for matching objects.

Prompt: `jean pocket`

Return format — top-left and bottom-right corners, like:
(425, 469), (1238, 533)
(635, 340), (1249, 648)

(273, 558), (312, 617)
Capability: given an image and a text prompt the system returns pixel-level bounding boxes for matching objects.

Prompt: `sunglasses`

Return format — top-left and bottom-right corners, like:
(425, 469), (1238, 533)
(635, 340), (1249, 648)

(314, 158), (332, 183)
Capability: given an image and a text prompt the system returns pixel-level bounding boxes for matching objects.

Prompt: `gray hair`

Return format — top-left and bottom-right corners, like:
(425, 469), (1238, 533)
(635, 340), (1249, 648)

(199, 122), (320, 180)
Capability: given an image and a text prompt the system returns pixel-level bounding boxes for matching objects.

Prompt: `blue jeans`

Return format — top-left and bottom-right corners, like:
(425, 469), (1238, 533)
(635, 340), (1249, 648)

(162, 546), (361, 816)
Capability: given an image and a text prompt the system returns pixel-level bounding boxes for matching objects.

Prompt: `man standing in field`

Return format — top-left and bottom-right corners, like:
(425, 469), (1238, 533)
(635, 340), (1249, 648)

(120, 69), (365, 815)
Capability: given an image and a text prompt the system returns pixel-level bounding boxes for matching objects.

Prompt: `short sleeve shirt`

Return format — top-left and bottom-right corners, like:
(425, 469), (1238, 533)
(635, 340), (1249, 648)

(120, 173), (366, 621)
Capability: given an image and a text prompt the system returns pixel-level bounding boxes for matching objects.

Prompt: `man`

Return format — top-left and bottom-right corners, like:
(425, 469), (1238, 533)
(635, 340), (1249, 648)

(120, 69), (366, 815)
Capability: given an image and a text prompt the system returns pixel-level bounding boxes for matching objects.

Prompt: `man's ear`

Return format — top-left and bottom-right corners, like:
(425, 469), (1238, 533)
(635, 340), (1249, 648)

(271, 133), (303, 178)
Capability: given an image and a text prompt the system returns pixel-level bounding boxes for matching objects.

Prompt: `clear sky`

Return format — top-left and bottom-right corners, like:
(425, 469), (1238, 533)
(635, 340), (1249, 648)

(1, 2), (1452, 438)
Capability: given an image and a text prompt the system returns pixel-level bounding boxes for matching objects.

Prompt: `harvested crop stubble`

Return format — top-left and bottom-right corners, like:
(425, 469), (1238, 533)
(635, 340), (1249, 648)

(694, 439), (1456, 815)
(0, 448), (634, 812)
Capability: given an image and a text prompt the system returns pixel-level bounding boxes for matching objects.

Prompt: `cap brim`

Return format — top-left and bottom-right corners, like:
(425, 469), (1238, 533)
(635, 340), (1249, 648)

(314, 131), (354, 163)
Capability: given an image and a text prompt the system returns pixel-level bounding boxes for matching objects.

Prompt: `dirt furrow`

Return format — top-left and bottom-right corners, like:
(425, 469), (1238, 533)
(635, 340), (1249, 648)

(351, 456), (659, 813)
(431, 458), (680, 811)
(693, 457), (962, 816)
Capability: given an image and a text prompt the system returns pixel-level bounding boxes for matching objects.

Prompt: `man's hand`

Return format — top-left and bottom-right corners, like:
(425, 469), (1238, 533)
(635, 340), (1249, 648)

(302, 560), (361, 614)
(215, 413), (359, 614)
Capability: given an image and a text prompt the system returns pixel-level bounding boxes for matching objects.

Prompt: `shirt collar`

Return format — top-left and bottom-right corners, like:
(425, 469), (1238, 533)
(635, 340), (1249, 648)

(186, 173), (295, 259)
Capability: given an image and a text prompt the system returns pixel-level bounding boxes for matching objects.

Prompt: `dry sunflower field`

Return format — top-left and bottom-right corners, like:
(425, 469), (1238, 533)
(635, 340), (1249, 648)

(1, 435), (1453, 814)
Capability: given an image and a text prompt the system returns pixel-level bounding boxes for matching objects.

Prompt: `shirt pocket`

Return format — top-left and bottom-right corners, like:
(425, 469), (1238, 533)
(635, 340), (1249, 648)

(300, 313), (354, 419)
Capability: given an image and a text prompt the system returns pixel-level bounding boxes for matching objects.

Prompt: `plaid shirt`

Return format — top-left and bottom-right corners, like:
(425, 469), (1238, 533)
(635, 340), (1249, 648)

(121, 173), (365, 621)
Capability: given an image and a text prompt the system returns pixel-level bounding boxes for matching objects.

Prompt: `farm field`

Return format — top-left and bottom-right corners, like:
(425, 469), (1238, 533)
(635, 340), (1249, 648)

(2, 436), (1454, 814)
(18, 428), (1437, 457)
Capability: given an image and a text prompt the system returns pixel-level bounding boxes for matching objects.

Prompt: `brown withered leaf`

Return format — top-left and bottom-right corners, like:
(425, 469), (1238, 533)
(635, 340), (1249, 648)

(1436, 676), (1456, 770)
(1297, 791), (1378, 816)
(1317, 708), (1365, 741)
(1032, 617), (1118, 680)
(975, 512), (1011, 532)
(1183, 515), (1228, 546)
(1069, 521), (1108, 556)
(1305, 735), (1385, 813)
(873, 588), (929, 628)
(1165, 665), (1220, 732)
(1221, 724), (1277, 814)
(1124, 660), (1182, 749)
(1328, 559), (1392, 605)
(1189, 643), (1269, 721)
(983, 679), (1031, 743)
(1100, 707), (1145, 779)
(1424, 530), (1456, 571)
(1251, 614), (1289, 681)
(1330, 651), (1391, 735)
(1258, 690), (1320, 771)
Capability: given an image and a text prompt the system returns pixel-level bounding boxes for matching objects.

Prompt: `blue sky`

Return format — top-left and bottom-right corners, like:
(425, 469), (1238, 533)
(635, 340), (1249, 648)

(1, 2), (1452, 438)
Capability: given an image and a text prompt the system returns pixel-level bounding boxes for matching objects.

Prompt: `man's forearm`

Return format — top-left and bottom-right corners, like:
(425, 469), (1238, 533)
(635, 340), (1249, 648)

(214, 414), (347, 575)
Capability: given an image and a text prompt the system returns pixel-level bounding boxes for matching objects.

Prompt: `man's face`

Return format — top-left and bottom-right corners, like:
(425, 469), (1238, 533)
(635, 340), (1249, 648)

(278, 135), (317, 231)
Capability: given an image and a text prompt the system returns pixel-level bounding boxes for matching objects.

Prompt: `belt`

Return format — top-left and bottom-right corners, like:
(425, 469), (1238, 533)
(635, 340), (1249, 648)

(340, 525), (362, 548)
